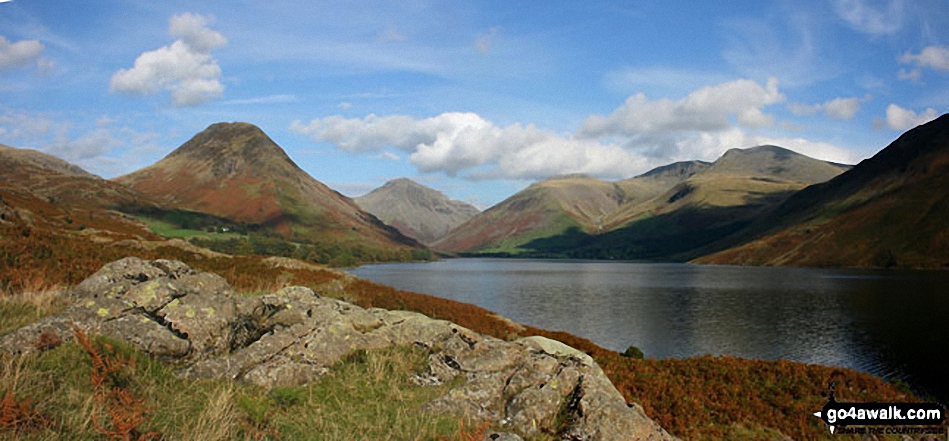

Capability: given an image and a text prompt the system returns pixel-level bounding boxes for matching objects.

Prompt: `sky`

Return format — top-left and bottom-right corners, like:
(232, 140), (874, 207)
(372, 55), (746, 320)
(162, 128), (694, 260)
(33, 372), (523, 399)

(0, 0), (947, 209)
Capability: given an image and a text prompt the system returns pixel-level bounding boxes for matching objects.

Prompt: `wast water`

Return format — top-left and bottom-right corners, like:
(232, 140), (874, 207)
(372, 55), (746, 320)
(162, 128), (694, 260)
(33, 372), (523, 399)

(351, 258), (949, 402)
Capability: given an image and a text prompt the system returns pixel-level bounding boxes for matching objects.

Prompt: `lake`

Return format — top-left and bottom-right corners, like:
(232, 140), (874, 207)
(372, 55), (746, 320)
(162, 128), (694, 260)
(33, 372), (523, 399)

(351, 258), (949, 402)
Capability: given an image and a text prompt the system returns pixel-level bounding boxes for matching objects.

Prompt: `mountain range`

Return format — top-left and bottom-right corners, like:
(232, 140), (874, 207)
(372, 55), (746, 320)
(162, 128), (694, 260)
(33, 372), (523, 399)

(3, 115), (947, 269)
(431, 145), (851, 260)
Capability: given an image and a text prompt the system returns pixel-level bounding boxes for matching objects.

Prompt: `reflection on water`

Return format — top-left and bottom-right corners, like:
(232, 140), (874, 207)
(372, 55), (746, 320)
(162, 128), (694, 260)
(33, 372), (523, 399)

(350, 259), (949, 402)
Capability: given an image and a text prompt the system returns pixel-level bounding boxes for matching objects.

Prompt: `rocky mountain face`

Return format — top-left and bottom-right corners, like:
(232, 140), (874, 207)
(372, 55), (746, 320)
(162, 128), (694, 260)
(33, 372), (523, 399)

(0, 257), (676, 441)
(699, 114), (949, 268)
(435, 146), (848, 259)
(114, 122), (421, 250)
(354, 178), (480, 245)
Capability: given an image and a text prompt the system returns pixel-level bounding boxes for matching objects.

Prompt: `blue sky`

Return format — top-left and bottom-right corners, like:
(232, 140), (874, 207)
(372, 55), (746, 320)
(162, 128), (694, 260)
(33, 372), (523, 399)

(1, 0), (946, 208)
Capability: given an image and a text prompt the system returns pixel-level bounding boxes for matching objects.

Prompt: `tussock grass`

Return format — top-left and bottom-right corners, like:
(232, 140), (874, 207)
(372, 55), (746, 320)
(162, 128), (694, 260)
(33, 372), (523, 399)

(0, 337), (470, 441)
(0, 284), (69, 336)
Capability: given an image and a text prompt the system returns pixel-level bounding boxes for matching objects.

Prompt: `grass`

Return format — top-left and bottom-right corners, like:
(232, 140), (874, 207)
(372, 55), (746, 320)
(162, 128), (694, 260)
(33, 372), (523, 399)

(0, 285), (69, 336)
(134, 215), (245, 240)
(0, 337), (470, 440)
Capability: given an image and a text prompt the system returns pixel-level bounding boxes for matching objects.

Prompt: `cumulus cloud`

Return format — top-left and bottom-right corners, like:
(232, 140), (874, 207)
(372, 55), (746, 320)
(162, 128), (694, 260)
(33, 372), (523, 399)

(900, 46), (949, 72)
(110, 13), (226, 106)
(788, 96), (867, 120)
(833, 0), (905, 36)
(168, 13), (227, 52)
(578, 77), (785, 138)
(0, 36), (44, 72)
(875, 104), (939, 131)
(292, 112), (644, 180)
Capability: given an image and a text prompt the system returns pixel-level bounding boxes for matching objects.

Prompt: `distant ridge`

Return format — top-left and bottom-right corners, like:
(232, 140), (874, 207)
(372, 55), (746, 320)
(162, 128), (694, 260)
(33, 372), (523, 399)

(354, 178), (480, 245)
(0, 144), (95, 179)
(0, 143), (159, 239)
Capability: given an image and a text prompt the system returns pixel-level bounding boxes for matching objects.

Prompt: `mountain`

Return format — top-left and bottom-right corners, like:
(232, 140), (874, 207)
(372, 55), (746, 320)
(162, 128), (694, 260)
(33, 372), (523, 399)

(435, 147), (849, 259)
(0, 144), (158, 239)
(698, 114), (949, 268)
(433, 174), (627, 253)
(354, 178), (479, 245)
(571, 145), (850, 260)
(433, 164), (709, 254)
(0, 144), (94, 178)
(114, 122), (422, 254)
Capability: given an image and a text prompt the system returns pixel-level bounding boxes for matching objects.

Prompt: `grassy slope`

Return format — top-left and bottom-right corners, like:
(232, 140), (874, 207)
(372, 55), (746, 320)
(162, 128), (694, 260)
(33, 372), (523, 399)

(434, 176), (623, 254)
(0, 219), (927, 440)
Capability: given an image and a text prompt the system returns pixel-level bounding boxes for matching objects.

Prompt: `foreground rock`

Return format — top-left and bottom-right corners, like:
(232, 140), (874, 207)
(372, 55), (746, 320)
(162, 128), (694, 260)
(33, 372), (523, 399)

(0, 258), (675, 440)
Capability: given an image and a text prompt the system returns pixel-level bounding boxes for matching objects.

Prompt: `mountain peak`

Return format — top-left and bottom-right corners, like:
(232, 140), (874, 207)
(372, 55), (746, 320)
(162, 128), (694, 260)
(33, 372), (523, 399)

(356, 179), (479, 245)
(383, 178), (423, 188)
(635, 160), (711, 180)
(709, 144), (847, 184)
(721, 144), (794, 159)
(162, 122), (298, 178)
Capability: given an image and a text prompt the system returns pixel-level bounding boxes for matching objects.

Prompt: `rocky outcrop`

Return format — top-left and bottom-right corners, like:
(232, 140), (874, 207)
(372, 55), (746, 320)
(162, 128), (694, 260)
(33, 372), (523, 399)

(0, 258), (675, 440)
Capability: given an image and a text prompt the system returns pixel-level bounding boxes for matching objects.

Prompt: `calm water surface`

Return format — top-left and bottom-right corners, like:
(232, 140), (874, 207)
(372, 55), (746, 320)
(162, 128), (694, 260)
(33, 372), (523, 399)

(351, 258), (949, 402)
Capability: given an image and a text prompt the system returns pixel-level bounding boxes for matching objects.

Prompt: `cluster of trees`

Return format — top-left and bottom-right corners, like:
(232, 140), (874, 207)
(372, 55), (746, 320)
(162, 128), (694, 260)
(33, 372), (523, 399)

(188, 233), (432, 267)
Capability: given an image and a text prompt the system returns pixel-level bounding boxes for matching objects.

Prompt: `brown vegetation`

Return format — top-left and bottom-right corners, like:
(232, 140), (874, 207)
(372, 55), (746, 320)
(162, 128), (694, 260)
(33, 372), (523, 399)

(73, 326), (160, 441)
(0, 389), (52, 434)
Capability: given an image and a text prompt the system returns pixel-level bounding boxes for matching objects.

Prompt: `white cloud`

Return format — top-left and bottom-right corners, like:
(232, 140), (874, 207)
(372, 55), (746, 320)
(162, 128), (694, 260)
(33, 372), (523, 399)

(377, 151), (401, 161)
(900, 46), (949, 72)
(578, 77), (785, 138)
(339, 101), (353, 110)
(475, 26), (501, 54)
(292, 112), (645, 180)
(833, 0), (905, 36)
(168, 12), (227, 52)
(0, 36), (44, 71)
(898, 68), (922, 83)
(788, 96), (867, 120)
(110, 13), (226, 107)
(876, 104), (939, 131)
